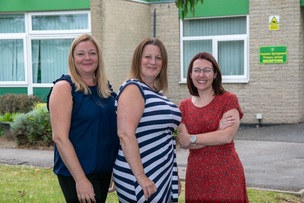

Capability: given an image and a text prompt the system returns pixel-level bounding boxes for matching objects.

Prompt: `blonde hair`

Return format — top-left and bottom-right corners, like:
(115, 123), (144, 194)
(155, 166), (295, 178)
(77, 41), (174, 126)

(128, 37), (168, 93)
(68, 34), (111, 98)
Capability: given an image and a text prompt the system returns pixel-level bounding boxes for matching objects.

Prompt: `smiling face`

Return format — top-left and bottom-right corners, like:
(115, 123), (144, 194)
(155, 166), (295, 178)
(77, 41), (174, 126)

(73, 40), (98, 76)
(140, 44), (162, 84)
(190, 58), (217, 92)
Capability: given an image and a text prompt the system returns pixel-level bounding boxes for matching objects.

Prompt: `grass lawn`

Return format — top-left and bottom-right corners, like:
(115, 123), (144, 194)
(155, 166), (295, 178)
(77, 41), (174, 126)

(0, 164), (302, 203)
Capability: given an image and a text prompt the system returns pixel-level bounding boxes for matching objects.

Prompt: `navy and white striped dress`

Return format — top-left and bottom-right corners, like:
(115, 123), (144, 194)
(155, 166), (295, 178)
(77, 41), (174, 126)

(113, 79), (181, 203)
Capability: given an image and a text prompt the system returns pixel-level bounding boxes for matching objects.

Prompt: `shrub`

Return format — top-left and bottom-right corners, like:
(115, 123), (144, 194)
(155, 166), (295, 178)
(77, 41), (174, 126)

(0, 94), (42, 114)
(10, 103), (52, 147)
(0, 112), (18, 123)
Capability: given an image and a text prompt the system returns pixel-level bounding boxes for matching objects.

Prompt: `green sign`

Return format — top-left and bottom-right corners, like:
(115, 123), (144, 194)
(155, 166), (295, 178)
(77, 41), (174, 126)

(259, 46), (287, 64)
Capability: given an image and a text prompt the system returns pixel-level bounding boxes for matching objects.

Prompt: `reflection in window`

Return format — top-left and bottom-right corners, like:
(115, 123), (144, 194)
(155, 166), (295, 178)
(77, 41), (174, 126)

(0, 14), (25, 33)
(0, 39), (25, 81)
(218, 41), (244, 76)
(183, 40), (212, 78)
(32, 14), (89, 31)
(32, 39), (73, 83)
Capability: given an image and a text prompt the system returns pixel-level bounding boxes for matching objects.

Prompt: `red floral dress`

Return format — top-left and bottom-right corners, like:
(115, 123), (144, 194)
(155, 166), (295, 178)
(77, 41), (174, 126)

(179, 92), (249, 203)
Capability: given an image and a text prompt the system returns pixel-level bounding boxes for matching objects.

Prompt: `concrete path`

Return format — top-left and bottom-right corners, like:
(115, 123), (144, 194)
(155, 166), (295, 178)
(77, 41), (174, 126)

(0, 123), (303, 195)
(177, 123), (304, 196)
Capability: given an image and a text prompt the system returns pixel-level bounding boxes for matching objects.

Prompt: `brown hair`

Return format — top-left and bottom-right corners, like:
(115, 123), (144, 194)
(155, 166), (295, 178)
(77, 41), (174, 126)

(128, 37), (168, 93)
(186, 52), (226, 96)
(68, 34), (111, 98)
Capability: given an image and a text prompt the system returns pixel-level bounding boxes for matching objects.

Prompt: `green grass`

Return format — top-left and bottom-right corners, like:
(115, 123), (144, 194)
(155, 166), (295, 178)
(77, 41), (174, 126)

(0, 164), (302, 203)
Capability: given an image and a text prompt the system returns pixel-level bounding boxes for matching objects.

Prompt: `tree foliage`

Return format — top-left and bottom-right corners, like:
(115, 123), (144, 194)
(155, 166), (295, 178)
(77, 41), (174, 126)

(175, 0), (204, 19)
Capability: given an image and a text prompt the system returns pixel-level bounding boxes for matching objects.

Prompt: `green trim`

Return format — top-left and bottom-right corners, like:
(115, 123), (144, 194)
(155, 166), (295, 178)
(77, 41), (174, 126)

(145, 0), (174, 2)
(130, 0), (174, 2)
(0, 88), (27, 95)
(0, 88), (50, 102)
(183, 0), (249, 19)
(33, 88), (51, 102)
(301, 0), (304, 6)
(0, 0), (89, 12)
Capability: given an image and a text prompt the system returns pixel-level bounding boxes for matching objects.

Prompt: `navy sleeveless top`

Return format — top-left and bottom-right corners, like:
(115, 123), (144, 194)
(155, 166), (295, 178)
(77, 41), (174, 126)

(47, 75), (119, 176)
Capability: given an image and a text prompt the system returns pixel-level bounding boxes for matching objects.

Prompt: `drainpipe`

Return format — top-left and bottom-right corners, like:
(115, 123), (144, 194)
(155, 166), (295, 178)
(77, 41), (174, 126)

(153, 8), (156, 37)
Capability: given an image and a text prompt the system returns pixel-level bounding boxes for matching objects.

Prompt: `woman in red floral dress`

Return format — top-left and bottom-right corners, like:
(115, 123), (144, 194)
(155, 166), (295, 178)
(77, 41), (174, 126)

(177, 52), (249, 203)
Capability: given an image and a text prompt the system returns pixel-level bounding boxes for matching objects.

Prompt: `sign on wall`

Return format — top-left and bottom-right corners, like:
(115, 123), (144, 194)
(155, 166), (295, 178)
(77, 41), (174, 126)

(269, 15), (279, 30)
(259, 46), (287, 64)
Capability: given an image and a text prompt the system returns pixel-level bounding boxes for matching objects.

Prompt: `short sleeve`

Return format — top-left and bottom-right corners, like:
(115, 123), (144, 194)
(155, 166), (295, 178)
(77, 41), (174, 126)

(224, 92), (243, 119)
(116, 79), (145, 102)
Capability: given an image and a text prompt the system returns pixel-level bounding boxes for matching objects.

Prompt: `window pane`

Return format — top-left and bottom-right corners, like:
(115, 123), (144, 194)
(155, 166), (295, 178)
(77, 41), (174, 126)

(32, 39), (73, 83)
(183, 16), (246, 37)
(0, 14), (25, 33)
(32, 14), (89, 31)
(0, 39), (25, 81)
(183, 40), (212, 78)
(218, 40), (244, 76)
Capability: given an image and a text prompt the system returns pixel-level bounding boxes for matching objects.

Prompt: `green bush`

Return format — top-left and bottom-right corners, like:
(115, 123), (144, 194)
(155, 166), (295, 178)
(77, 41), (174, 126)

(10, 103), (52, 147)
(0, 94), (42, 114)
(0, 112), (18, 123)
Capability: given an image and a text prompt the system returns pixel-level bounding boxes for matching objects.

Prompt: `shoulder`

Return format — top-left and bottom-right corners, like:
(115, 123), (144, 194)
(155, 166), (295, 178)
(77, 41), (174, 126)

(180, 97), (191, 104)
(118, 79), (143, 92)
(117, 79), (145, 100)
(53, 78), (72, 91)
(179, 97), (192, 107)
(220, 91), (238, 100)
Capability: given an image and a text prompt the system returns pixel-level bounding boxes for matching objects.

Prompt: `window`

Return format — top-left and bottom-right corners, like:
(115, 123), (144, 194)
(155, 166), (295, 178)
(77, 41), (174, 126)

(0, 14), (25, 83)
(0, 11), (90, 92)
(180, 16), (249, 83)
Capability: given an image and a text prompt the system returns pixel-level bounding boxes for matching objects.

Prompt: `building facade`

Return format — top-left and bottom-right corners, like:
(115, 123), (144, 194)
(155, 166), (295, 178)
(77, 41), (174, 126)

(1, 0), (304, 125)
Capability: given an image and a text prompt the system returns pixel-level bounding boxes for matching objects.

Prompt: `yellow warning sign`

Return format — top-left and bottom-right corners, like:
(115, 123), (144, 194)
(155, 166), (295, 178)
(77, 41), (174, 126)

(269, 15), (279, 30)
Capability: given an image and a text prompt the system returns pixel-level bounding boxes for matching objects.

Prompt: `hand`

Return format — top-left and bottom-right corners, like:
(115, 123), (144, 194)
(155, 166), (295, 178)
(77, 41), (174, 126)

(136, 173), (157, 200)
(76, 178), (96, 203)
(178, 177), (182, 196)
(108, 174), (116, 193)
(177, 132), (191, 149)
(219, 114), (235, 130)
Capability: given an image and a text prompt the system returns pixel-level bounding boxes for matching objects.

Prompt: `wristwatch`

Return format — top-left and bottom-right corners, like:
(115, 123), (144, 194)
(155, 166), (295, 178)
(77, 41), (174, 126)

(190, 135), (197, 144)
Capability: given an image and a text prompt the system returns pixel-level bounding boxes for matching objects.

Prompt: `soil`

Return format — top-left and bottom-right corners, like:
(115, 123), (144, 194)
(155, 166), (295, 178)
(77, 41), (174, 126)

(0, 136), (17, 148)
(0, 135), (53, 150)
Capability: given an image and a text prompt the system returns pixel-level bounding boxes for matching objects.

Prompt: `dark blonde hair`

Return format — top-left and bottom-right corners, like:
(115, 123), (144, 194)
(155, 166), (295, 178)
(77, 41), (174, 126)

(187, 52), (226, 96)
(128, 37), (168, 93)
(68, 34), (111, 98)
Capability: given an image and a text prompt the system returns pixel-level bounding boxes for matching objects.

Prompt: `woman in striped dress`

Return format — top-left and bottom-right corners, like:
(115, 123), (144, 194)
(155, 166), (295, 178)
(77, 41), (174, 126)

(113, 37), (181, 203)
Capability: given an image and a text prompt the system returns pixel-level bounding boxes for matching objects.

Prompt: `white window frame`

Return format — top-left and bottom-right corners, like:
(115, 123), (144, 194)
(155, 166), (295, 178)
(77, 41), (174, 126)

(180, 15), (250, 84)
(0, 33), (28, 86)
(0, 11), (91, 94)
(28, 11), (91, 34)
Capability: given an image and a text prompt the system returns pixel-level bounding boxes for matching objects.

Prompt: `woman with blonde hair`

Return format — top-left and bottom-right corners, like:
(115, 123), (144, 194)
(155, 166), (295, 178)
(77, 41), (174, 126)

(48, 34), (119, 203)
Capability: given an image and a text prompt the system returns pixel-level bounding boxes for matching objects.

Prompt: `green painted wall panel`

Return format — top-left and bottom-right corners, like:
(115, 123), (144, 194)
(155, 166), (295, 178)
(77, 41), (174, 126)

(301, 0), (304, 6)
(184, 0), (249, 18)
(0, 88), (50, 102)
(33, 88), (51, 102)
(0, 88), (27, 95)
(0, 0), (89, 12)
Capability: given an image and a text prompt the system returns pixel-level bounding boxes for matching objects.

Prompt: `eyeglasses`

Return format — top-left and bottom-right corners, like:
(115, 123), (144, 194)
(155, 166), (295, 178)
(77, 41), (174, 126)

(192, 68), (213, 74)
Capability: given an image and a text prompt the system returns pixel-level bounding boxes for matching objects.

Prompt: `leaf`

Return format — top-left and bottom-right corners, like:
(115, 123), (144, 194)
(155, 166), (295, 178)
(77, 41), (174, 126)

(175, 0), (204, 19)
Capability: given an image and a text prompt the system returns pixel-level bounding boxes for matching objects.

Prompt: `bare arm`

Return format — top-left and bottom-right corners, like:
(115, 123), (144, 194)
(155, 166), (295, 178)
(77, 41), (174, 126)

(49, 81), (96, 203)
(117, 84), (157, 200)
(178, 109), (240, 149)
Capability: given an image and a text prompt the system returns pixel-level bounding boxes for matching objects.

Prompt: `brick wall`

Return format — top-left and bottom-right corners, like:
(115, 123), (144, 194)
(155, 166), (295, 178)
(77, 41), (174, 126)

(236, 0), (304, 124)
(91, 0), (304, 124)
(90, 0), (152, 91)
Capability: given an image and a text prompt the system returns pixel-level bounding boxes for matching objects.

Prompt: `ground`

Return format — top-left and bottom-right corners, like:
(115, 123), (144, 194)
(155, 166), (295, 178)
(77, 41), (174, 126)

(0, 135), (17, 148)
(0, 135), (53, 150)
